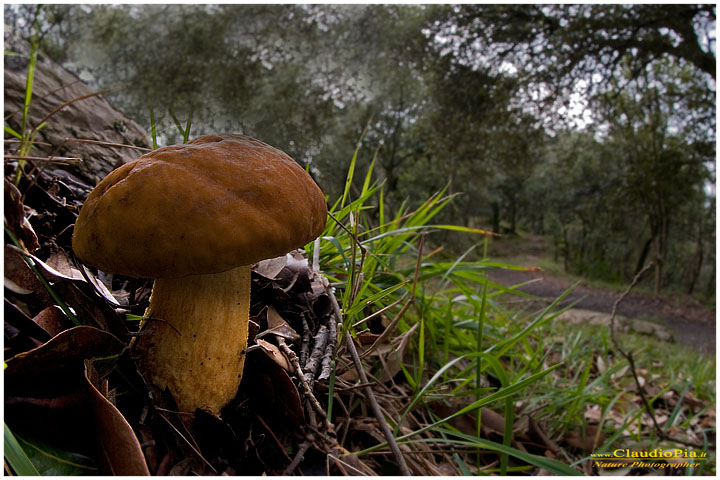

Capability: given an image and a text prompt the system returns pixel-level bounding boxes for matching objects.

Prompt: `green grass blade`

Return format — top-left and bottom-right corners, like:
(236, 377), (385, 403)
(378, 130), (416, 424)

(21, 25), (40, 136)
(4, 424), (41, 476)
(436, 430), (582, 476)
(5, 125), (22, 139)
(344, 281), (408, 317)
(341, 140), (361, 210)
(361, 147), (378, 196)
(184, 110), (193, 143)
(357, 362), (563, 456)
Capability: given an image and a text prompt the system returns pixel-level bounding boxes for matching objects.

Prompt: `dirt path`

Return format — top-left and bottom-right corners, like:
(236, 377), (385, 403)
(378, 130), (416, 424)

(488, 268), (716, 354)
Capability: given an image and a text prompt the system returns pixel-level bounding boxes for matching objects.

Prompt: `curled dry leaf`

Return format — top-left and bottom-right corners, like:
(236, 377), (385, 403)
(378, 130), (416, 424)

(243, 347), (305, 429)
(44, 248), (85, 280)
(85, 370), (150, 475)
(265, 305), (301, 342)
(5, 298), (52, 344)
(256, 338), (294, 373)
(5, 325), (126, 396)
(5, 245), (47, 297)
(5, 178), (40, 252)
(253, 255), (289, 280)
(4, 326), (149, 475)
(5, 245), (130, 340)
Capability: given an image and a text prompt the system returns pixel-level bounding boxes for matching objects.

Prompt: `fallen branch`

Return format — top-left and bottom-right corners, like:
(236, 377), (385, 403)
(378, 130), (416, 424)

(318, 316), (337, 381)
(609, 262), (704, 449)
(277, 337), (330, 425)
(320, 271), (411, 475)
(303, 325), (329, 383)
(344, 332), (412, 475)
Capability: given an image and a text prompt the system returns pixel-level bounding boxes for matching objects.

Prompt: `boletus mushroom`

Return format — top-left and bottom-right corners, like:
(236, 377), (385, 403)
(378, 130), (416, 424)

(72, 134), (327, 414)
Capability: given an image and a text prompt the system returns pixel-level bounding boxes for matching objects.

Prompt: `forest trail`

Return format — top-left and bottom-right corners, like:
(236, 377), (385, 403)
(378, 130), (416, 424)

(488, 267), (715, 354)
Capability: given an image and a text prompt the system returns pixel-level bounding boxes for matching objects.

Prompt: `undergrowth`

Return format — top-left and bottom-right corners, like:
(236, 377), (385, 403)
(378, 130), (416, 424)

(308, 138), (716, 475)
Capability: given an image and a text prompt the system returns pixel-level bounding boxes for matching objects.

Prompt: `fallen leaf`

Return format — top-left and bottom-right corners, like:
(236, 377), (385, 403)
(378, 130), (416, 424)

(32, 305), (74, 337)
(86, 370), (150, 475)
(4, 326), (149, 475)
(253, 255), (288, 280)
(243, 347), (305, 428)
(5, 178), (40, 252)
(256, 338), (294, 373)
(564, 424), (605, 451)
(5, 325), (126, 397)
(265, 306), (300, 342)
(4, 245), (47, 297)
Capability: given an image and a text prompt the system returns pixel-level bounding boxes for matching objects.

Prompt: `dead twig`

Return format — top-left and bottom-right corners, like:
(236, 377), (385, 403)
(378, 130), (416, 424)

(277, 337), (330, 426)
(300, 314), (311, 366)
(303, 325), (328, 383)
(61, 137), (152, 152)
(31, 85), (128, 138)
(282, 430), (313, 475)
(320, 269), (411, 475)
(318, 316), (337, 381)
(344, 333), (412, 475)
(4, 154), (82, 163)
(609, 262), (704, 449)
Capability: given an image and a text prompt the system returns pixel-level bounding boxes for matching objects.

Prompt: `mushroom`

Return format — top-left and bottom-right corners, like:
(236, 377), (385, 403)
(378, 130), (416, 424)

(72, 134), (327, 414)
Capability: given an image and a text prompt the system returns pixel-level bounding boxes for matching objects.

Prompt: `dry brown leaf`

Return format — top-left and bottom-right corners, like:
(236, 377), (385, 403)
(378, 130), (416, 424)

(256, 338), (294, 373)
(45, 248), (85, 280)
(265, 305), (300, 342)
(5, 325), (126, 397)
(85, 371), (150, 475)
(244, 347), (305, 427)
(565, 424), (605, 451)
(253, 255), (288, 280)
(4, 325), (148, 475)
(5, 177), (40, 251)
(4, 245), (47, 296)
(32, 305), (74, 336)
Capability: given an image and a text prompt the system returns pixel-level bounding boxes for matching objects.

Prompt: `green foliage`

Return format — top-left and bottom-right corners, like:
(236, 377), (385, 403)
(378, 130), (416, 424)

(5, 4), (44, 185)
(13, 432), (97, 476)
(4, 424), (40, 476)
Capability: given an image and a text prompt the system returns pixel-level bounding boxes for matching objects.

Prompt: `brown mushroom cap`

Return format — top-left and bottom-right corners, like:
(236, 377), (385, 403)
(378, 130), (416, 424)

(72, 134), (327, 278)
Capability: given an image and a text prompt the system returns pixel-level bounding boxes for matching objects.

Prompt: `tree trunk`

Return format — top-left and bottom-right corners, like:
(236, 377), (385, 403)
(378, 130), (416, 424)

(686, 218), (705, 295)
(490, 201), (500, 234)
(561, 224), (570, 272)
(508, 195), (517, 235)
(634, 235), (655, 276)
(653, 215), (669, 293)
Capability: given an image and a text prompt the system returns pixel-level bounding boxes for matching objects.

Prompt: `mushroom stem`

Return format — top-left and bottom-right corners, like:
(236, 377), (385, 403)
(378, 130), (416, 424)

(134, 265), (251, 414)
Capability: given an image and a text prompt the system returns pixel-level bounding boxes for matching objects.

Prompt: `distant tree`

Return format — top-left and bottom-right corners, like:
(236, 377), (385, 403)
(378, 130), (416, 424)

(426, 4), (715, 127)
(601, 57), (714, 291)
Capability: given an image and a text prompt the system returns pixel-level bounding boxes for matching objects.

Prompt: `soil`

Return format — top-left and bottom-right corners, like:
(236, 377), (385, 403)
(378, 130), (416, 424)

(487, 267), (716, 354)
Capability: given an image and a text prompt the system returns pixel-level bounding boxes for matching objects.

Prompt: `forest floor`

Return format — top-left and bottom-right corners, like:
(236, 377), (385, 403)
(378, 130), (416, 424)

(486, 235), (716, 354)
